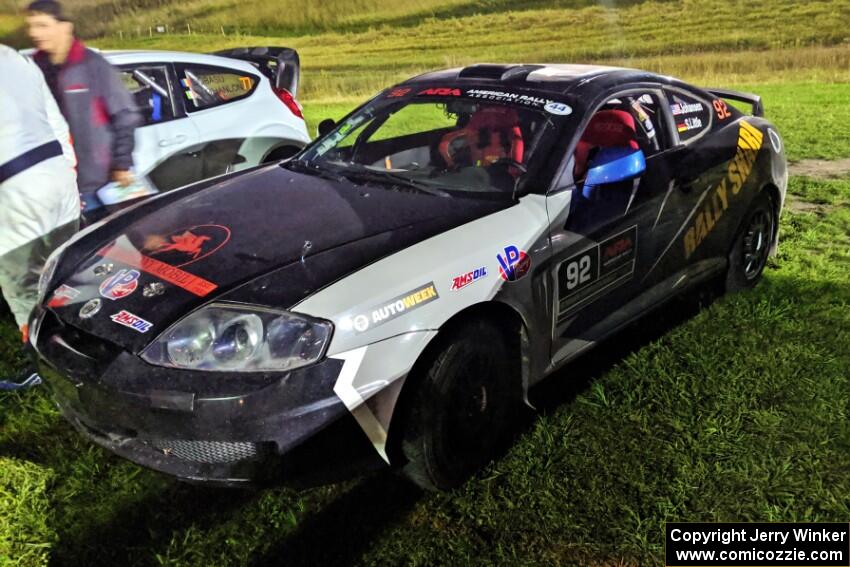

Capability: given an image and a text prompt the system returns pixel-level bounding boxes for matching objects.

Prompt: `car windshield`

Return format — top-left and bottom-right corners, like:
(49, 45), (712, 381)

(295, 88), (570, 197)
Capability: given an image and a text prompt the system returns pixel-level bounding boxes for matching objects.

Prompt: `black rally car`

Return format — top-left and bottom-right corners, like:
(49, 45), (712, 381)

(31, 64), (786, 490)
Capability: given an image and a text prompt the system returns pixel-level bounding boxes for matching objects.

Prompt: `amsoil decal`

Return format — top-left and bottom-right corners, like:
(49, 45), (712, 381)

(47, 284), (80, 308)
(450, 267), (488, 291)
(99, 269), (140, 300)
(352, 282), (439, 334)
(110, 310), (153, 333)
(557, 226), (637, 323)
(142, 224), (231, 268)
(497, 246), (531, 282)
(683, 121), (764, 258)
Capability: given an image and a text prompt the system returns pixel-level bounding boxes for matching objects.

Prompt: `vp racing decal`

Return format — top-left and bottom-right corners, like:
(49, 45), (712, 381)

(99, 269), (140, 300)
(557, 226), (637, 323)
(497, 245), (531, 282)
(352, 282), (439, 334)
(683, 121), (764, 258)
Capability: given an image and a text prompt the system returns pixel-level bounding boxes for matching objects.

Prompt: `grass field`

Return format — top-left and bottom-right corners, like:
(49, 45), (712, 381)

(2, 0), (850, 565)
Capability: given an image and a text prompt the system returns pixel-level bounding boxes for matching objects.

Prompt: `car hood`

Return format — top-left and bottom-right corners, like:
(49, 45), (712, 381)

(44, 164), (510, 353)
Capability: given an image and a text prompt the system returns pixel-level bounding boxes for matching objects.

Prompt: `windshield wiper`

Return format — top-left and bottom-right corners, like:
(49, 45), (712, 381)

(342, 167), (450, 197)
(284, 159), (347, 182)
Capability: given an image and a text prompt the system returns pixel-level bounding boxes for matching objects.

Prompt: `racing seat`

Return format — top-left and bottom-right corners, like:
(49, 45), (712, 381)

(438, 106), (524, 169)
(573, 109), (639, 186)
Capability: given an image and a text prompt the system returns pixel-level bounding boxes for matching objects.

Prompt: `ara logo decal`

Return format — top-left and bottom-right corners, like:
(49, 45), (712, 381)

(110, 310), (153, 333)
(497, 246), (531, 282)
(418, 88), (461, 97)
(47, 284), (80, 308)
(143, 224), (231, 267)
(450, 267), (488, 291)
(387, 87), (412, 98)
(99, 269), (140, 300)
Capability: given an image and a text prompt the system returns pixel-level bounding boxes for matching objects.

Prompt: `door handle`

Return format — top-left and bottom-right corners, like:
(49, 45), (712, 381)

(158, 134), (188, 147)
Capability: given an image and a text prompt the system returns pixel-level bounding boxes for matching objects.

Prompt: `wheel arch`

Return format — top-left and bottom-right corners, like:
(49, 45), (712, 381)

(760, 182), (782, 253)
(384, 300), (530, 465)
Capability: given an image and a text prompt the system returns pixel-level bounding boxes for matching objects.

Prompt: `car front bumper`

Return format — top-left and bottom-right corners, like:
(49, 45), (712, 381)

(32, 307), (386, 487)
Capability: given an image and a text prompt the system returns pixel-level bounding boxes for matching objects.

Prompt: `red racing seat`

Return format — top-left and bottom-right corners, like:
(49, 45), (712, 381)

(439, 106), (524, 168)
(573, 109), (639, 180)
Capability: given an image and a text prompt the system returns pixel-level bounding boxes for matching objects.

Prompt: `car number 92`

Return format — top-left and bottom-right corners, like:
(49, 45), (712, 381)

(556, 226), (638, 323)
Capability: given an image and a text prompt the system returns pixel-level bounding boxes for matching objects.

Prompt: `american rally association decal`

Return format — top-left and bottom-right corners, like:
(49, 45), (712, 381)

(683, 121), (764, 258)
(497, 245), (531, 282)
(450, 267), (488, 291)
(110, 310), (153, 333)
(557, 226), (638, 323)
(99, 269), (141, 300)
(352, 282), (439, 334)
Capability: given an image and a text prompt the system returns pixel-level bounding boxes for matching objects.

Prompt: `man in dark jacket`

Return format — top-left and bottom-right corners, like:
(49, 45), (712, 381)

(26, 0), (141, 214)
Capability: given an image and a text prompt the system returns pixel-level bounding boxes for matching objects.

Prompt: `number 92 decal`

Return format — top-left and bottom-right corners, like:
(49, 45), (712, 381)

(556, 226), (638, 323)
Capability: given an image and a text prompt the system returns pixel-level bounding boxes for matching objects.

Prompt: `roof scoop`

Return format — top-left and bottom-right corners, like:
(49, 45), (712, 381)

(458, 64), (545, 82)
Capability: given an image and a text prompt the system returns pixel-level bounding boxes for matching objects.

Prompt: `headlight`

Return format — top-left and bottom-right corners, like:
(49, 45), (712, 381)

(141, 304), (333, 372)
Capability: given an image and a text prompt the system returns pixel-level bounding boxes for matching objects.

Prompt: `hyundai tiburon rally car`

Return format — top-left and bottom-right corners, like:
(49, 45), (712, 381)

(31, 63), (787, 490)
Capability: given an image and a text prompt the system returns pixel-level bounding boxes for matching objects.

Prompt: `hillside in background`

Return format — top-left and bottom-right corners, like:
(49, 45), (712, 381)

(2, 0), (848, 104)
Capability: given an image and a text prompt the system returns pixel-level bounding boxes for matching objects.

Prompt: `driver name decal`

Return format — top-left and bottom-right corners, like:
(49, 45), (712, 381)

(683, 121), (764, 258)
(352, 282), (439, 334)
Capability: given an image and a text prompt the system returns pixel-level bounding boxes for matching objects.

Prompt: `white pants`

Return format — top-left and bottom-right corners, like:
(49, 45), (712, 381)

(0, 155), (79, 327)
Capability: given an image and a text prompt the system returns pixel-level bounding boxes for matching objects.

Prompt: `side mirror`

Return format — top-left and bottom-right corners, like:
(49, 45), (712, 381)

(317, 118), (336, 138)
(584, 147), (646, 189)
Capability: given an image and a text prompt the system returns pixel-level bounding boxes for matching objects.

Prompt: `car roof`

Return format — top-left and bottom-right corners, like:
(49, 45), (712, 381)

(400, 63), (674, 98)
(102, 50), (259, 74)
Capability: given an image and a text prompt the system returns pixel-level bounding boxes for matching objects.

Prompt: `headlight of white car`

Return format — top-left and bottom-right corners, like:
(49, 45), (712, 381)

(141, 304), (333, 372)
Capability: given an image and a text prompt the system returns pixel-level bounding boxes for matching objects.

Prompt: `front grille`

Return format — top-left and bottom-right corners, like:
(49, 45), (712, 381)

(146, 439), (261, 464)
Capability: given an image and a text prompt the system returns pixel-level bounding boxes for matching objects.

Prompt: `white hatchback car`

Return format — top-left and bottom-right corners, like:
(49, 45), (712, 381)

(23, 46), (311, 209)
(108, 47), (310, 197)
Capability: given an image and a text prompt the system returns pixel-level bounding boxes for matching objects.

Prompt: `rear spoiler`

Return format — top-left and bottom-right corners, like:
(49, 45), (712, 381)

(213, 47), (300, 96)
(705, 88), (764, 117)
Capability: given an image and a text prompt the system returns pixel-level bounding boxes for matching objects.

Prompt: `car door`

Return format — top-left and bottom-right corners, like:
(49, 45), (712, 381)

(117, 64), (200, 183)
(545, 87), (680, 366)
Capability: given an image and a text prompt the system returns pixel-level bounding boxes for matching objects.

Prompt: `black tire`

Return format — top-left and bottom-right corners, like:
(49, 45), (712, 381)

(400, 320), (520, 491)
(725, 191), (776, 292)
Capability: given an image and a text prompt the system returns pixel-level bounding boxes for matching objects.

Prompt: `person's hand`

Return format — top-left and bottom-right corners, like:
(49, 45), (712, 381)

(111, 169), (133, 187)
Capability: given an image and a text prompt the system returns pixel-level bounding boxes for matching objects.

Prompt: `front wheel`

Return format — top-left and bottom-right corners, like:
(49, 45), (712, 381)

(400, 320), (520, 491)
(725, 191), (776, 292)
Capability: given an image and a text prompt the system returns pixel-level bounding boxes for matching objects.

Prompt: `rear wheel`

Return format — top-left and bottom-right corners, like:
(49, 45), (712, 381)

(725, 191), (776, 291)
(400, 320), (520, 491)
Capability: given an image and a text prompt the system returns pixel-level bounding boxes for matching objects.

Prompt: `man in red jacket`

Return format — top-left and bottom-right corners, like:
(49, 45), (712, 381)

(26, 0), (141, 218)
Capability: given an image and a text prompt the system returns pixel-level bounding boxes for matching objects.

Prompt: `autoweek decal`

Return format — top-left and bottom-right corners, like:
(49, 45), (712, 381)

(352, 282), (439, 334)
(683, 121), (764, 258)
